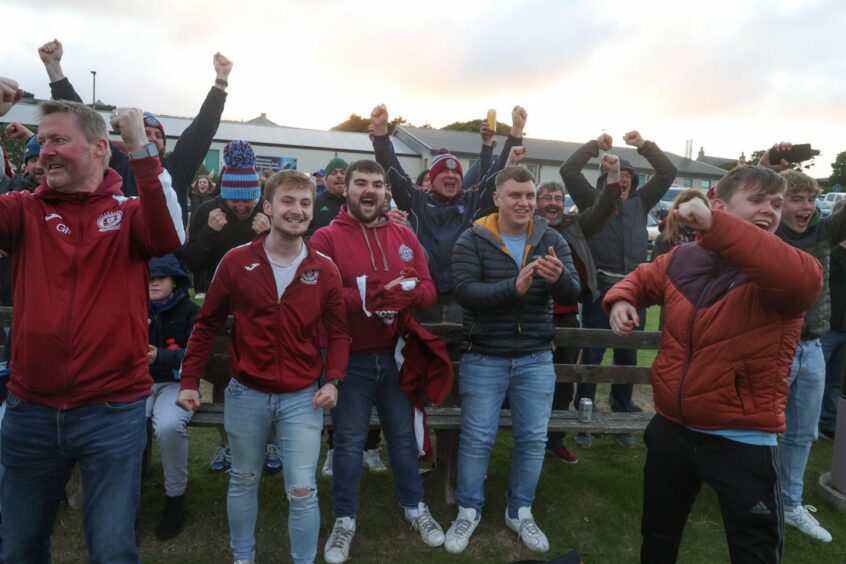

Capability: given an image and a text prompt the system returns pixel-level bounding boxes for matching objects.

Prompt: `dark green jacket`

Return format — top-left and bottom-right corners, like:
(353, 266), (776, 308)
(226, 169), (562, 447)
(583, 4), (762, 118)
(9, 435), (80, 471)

(452, 214), (581, 357)
(776, 206), (846, 339)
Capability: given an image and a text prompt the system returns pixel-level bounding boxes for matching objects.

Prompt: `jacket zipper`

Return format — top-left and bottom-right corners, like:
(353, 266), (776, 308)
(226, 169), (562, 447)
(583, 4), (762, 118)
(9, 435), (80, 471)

(63, 198), (85, 409)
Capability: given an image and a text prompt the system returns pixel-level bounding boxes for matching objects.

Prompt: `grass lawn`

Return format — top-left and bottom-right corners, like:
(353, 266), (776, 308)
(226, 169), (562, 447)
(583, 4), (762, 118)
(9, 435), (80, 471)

(48, 307), (846, 563)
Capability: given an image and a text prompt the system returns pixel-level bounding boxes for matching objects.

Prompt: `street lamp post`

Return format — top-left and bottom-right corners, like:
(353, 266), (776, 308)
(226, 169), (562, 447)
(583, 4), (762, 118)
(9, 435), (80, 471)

(90, 70), (96, 108)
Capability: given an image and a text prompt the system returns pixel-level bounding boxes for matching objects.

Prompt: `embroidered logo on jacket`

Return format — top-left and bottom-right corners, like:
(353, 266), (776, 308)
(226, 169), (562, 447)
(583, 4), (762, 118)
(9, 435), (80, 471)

(96, 210), (123, 232)
(300, 270), (319, 285)
(245, 263), (260, 271)
(399, 244), (414, 262)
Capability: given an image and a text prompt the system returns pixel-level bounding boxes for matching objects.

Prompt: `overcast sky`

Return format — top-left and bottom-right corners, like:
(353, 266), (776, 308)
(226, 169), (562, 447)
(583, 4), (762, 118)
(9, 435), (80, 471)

(3, 0), (845, 176)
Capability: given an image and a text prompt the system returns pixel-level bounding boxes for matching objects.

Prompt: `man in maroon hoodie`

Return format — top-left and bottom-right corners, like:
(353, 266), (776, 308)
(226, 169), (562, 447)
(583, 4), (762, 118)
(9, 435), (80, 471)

(0, 90), (184, 562)
(310, 160), (444, 564)
(177, 170), (348, 563)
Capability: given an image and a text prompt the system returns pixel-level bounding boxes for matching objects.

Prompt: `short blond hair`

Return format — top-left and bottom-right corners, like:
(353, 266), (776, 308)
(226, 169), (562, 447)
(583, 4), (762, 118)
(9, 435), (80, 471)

(780, 169), (821, 198)
(264, 170), (316, 202)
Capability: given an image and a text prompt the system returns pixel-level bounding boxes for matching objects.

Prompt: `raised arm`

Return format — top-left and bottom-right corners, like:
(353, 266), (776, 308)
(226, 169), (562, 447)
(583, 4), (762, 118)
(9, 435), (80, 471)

(576, 153), (623, 237)
(472, 105), (527, 211)
(463, 123), (496, 189)
(370, 104), (417, 212)
(166, 53), (231, 192)
(38, 39), (83, 103)
(561, 133), (611, 210)
(624, 130), (677, 211)
(111, 108), (184, 255)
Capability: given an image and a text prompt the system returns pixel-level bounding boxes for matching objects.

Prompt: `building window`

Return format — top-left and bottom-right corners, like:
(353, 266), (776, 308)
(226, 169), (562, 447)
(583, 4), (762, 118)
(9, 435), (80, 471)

(701, 179), (711, 191)
(524, 163), (539, 178)
(682, 177), (693, 188)
(639, 174), (649, 186)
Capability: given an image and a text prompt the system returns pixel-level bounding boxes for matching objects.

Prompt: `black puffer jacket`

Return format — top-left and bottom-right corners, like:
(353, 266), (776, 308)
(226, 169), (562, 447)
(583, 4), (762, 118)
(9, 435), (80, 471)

(561, 139), (676, 275)
(452, 214), (581, 357)
(183, 196), (263, 276)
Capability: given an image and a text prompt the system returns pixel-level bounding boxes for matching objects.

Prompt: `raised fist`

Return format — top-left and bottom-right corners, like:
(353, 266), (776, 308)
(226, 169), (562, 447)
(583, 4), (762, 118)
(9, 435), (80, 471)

(38, 39), (63, 65)
(4, 122), (34, 140)
(507, 146), (528, 166)
(370, 104), (389, 136)
(511, 105), (527, 137)
(0, 78), (24, 117)
(213, 52), (233, 79)
(109, 108), (147, 151)
(252, 212), (270, 234)
(674, 198), (713, 232)
(623, 130), (645, 149)
(208, 208), (228, 232)
(596, 133), (613, 151)
(601, 153), (621, 184)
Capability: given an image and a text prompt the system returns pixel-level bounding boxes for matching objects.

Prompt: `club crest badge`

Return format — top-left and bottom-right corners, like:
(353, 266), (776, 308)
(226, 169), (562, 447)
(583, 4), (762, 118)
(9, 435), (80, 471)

(97, 210), (123, 232)
(300, 270), (319, 285)
(399, 244), (414, 262)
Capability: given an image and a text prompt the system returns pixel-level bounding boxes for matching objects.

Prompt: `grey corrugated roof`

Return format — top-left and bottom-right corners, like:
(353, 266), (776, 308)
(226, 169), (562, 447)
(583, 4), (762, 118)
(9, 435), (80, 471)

(0, 101), (418, 156)
(698, 155), (735, 168)
(396, 126), (726, 178)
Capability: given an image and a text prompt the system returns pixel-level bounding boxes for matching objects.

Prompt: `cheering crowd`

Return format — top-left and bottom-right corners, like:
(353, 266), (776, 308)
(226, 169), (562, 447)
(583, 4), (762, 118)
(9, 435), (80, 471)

(0, 38), (843, 564)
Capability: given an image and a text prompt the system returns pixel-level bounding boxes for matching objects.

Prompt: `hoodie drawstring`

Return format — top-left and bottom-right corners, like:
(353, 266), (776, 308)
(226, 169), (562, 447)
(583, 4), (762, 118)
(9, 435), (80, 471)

(372, 228), (390, 271)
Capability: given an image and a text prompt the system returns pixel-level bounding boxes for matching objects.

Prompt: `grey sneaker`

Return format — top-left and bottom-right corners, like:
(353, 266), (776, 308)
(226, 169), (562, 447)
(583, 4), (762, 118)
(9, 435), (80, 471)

(784, 505), (832, 542)
(444, 506), (480, 553)
(232, 560), (252, 564)
(405, 502), (445, 547)
(209, 444), (231, 473)
(324, 516), (356, 563)
(616, 434), (637, 449)
(362, 448), (387, 472)
(505, 506), (549, 552)
(321, 448), (334, 477)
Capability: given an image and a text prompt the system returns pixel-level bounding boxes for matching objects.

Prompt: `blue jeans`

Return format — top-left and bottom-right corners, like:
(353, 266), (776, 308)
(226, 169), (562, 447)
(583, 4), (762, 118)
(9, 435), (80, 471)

(455, 351), (555, 515)
(576, 290), (646, 412)
(779, 339), (825, 507)
(1, 393), (146, 563)
(331, 353), (423, 518)
(819, 330), (846, 434)
(224, 379), (322, 564)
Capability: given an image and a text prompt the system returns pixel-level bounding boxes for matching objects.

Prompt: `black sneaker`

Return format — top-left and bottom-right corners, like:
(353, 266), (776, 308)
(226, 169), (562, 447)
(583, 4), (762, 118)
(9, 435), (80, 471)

(156, 495), (186, 541)
(820, 429), (835, 441)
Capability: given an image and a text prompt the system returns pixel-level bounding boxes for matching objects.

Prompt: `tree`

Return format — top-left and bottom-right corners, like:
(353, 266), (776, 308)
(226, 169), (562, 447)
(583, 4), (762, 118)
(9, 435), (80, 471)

(747, 147), (819, 171)
(830, 151), (846, 187)
(442, 118), (511, 135)
(330, 113), (409, 134)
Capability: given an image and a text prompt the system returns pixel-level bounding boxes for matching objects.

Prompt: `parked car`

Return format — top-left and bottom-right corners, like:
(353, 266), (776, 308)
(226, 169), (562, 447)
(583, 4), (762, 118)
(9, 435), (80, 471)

(652, 186), (684, 216)
(818, 192), (846, 217)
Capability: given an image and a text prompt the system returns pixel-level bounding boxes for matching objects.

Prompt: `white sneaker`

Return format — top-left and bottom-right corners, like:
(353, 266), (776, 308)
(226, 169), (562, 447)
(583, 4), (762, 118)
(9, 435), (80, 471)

(322, 449), (334, 477)
(362, 448), (387, 472)
(505, 506), (550, 552)
(444, 506), (480, 553)
(404, 502), (445, 547)
(233, 560), (252, 564)
(324, 516), (356, 563)
(784, 505), (832, 542)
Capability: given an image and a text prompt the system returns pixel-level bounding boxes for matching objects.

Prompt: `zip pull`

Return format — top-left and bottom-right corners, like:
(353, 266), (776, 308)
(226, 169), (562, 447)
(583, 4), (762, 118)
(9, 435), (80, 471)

(517, 322), (522, 333)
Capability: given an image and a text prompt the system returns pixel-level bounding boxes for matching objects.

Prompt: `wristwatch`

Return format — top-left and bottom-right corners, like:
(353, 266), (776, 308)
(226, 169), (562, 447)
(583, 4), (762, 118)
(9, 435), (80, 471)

(328, 378), (342, 390)
(128, 142), (158, 160)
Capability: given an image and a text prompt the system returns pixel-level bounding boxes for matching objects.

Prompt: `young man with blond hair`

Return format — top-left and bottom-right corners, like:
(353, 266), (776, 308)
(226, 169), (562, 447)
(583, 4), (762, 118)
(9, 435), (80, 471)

(178, 170), (349, 563)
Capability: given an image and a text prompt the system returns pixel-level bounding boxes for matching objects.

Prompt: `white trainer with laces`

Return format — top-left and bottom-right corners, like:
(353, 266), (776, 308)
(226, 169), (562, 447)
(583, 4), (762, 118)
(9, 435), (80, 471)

(505, 506), (550, 552)
(444, 506), (480, 553)
(784, 505), (832, 543)
(362, 448), (387, 472)
(404, 502), (445, 546)
(324, 517), (356, 563)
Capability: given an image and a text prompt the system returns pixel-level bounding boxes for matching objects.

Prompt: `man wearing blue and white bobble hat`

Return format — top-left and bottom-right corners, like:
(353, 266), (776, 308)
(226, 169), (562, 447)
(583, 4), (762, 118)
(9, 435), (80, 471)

(182, 139), (273, 473)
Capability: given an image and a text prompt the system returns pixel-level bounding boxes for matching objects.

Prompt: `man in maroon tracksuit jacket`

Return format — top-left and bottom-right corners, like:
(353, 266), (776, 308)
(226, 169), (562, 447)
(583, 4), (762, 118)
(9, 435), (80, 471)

(177, 170), (348, 563)
(0, 91), (183, 562)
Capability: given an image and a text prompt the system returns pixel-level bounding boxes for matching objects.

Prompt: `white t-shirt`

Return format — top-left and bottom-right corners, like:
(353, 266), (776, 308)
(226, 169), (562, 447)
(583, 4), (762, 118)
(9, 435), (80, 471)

(265, 242), (308, 300)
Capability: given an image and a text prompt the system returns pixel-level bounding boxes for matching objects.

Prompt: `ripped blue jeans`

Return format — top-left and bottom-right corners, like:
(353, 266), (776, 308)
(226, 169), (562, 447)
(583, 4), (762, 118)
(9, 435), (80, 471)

(224, 378), (323, 564)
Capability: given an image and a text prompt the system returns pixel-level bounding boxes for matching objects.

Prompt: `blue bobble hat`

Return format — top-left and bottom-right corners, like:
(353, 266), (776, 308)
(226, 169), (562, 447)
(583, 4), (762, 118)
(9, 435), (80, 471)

(221, 140), (261, 200)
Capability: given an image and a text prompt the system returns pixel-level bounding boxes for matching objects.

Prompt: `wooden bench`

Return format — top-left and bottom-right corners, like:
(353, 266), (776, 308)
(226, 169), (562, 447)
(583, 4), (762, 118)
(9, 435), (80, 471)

(0, 306), (658, 502)
(193, 320), (660, 504)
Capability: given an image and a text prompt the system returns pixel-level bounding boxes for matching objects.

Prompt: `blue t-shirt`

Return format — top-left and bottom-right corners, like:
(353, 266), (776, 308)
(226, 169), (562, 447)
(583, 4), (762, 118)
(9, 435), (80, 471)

(502, 233), (527, 269)
(689, 427), (777, 447)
